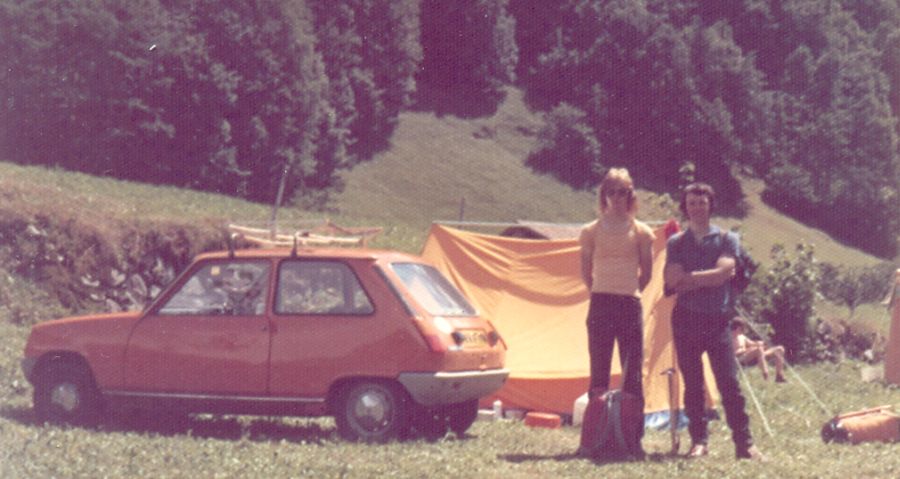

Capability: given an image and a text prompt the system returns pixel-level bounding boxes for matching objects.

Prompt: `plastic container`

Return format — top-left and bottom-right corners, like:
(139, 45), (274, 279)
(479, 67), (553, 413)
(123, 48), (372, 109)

(492, 399), (503, 420)
(572, 392), (589, 426)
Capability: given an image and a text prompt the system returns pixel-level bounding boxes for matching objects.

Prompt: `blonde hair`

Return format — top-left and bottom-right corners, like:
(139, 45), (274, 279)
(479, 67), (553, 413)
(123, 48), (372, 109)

(597, 167), (638, 214)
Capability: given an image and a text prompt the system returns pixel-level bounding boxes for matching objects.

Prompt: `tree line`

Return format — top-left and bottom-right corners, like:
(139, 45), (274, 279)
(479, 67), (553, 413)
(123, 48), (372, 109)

(1, 0), (898, 257)
(518, 0), (900, 257)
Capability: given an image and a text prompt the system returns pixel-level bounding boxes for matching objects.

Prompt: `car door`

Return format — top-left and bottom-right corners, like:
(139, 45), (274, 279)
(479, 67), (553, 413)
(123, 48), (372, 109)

(268, 259), (380, 398)
(124, 260), (272, 395)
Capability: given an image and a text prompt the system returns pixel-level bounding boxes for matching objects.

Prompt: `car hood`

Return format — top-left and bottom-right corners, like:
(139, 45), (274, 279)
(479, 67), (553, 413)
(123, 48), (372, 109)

(24, 311), (143, 358)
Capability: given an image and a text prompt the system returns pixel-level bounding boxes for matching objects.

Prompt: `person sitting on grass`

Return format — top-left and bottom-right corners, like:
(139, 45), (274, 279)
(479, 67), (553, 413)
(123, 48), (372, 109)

(731, 318), (786, 383)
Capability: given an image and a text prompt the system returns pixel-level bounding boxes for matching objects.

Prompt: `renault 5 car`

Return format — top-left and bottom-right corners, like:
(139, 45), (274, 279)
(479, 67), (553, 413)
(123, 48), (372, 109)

(22, 244), (508, 442)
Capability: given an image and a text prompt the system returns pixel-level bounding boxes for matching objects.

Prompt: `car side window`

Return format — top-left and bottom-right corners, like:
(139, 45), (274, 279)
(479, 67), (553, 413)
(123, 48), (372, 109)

(159, 261), (270, 316)
(276, 260), (374, 315)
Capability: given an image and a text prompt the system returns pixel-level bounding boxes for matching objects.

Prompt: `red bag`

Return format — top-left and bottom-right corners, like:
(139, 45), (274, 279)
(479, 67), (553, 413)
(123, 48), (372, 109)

(578, 389), (644, 460)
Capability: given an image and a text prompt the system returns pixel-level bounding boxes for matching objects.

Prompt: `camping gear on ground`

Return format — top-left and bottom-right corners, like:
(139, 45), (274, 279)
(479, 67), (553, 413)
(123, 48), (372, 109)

(524, 412), (562, 428)
(572, 392), (589, 426)
(821, 405), (900, 444)
(421, 223), (719, 420)
(492, 399), (503, 420)
(578, 389), (644, 460)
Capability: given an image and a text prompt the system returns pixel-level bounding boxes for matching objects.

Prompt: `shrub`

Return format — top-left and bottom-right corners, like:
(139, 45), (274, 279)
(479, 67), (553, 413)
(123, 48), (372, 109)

(754, 242), (819, 363)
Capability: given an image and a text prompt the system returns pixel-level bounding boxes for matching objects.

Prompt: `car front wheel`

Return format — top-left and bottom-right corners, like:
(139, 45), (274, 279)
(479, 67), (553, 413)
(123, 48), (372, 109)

(33, 362), (101, 426)
(335, 381), (408, 442)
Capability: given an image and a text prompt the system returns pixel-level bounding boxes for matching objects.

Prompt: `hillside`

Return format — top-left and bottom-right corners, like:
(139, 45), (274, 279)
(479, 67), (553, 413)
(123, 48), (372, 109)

(335, 88), (885, 268)
(332, 89), (596, 234)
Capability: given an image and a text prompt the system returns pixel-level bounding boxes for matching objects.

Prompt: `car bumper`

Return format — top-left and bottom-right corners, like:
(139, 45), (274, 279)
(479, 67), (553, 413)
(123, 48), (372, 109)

(398, 369), (509, 406)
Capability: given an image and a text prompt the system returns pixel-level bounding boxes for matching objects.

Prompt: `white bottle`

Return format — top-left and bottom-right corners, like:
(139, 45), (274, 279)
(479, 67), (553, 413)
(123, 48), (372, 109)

(492, 399), (503, 420)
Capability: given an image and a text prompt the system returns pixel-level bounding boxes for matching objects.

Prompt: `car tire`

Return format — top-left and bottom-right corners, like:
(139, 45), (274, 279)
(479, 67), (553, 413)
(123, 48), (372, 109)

(335, 381), (408, 442)
(33, 362), (101, 426)
(409, 404), (449, 442)
(447, 399), (479, 436)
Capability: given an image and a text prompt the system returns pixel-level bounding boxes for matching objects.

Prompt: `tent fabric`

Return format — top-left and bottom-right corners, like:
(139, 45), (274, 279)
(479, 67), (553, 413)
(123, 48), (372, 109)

(421, 223), (718, 415)
(882, 270), (900, 384)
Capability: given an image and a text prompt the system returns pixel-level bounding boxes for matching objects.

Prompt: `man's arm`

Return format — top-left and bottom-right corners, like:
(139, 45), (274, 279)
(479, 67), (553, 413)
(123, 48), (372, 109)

(579, 232), (594, 291)
(637, 234), (653, 292)
(665, 256), (735, 293)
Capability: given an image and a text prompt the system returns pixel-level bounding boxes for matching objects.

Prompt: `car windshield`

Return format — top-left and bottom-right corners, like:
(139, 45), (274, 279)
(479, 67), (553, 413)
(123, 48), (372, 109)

(390, 262), (476, 317)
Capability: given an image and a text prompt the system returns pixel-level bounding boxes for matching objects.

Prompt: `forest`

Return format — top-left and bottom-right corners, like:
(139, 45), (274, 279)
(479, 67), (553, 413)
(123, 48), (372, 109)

(1, 0), (898, 257)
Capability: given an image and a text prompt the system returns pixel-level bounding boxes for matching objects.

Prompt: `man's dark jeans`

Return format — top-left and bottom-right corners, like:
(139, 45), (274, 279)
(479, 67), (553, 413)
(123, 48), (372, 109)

(586, 293), (644, 401)
(672, 305), (752, 450)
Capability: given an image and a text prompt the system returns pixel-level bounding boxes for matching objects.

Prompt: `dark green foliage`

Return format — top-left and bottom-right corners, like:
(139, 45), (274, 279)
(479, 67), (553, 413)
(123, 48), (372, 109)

(0, 0), (423, 207)
(818, 262), (897, 318)
(526, 104), (601, 188)
(520, 1), (761, 205)
(0, 0), (332, 204)
(508, 0), (565, 84)
(754, 243), (819, 363)
(309, 0), (422, 163)
(512, 0), (900, 256)
(418, 0), (518, 116)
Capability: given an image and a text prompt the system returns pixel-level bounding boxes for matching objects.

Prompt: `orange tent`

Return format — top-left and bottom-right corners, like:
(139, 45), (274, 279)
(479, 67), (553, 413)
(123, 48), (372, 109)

(421, 223), (717, 416)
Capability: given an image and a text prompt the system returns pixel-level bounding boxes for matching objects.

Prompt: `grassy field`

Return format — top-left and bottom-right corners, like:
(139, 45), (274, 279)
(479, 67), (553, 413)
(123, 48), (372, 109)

(1, 87), (898, 477)
(3, 306), (900, 478)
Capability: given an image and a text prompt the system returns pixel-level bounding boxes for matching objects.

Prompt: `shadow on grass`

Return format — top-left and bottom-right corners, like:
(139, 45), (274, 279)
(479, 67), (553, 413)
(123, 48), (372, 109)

(500, 451), (682, 465)
(0, 404), (336, 444)
(1, 404), (481, 445)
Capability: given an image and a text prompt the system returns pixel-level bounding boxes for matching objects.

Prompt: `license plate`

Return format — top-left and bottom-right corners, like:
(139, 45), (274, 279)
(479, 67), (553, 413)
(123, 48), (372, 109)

(456, 329), (489, 348)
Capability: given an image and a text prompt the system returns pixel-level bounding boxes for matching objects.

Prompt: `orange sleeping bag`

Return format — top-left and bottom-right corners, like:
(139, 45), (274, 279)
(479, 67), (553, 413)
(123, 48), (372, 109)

(821, 405), (900, 444)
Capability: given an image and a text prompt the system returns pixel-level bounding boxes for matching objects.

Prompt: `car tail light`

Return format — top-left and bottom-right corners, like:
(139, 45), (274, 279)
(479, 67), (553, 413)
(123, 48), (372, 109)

(488, 330), (501, 347)
(451, 331), (465, 346)
(424, 334), (448, 353)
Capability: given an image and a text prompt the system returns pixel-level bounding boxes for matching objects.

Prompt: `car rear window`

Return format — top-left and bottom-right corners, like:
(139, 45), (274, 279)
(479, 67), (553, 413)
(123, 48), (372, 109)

(390, 262), (476, 317)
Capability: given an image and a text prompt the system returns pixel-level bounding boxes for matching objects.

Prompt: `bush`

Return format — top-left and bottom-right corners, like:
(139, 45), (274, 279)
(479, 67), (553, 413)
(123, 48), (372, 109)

(753, 243), (819, 363)
(525, 103), (602, 189)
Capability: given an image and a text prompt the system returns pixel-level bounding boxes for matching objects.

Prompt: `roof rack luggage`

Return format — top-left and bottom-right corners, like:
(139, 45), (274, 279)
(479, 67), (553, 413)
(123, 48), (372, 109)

(227, 220), (382, 254)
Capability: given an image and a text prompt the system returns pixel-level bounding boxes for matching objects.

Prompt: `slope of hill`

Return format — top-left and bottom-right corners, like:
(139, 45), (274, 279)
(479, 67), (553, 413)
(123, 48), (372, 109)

(335, 88), (885, 268)
(332, 89), (596, 228)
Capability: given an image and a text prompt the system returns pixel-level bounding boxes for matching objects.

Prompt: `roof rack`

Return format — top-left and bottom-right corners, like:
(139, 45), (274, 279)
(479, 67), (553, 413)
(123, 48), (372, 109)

(227, 220), (383, 254)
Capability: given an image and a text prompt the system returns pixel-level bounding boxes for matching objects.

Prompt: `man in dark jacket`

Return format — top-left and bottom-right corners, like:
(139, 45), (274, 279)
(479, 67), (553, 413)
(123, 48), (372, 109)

(664, 182), (765, 461)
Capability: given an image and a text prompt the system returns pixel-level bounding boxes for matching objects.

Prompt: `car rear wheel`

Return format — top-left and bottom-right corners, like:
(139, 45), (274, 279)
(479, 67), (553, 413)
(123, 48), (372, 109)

(335, 381), (408, 442)
(447, 399), (479, 436)
(34, 362), (101, 426)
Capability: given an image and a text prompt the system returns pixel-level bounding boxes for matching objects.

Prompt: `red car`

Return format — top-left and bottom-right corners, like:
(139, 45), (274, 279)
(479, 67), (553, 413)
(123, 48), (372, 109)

(22, 245), (508, 441)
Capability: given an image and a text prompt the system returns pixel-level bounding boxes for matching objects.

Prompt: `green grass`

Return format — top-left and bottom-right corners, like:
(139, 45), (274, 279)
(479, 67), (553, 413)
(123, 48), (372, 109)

(3, 304), (900, 479)
(2, 87), (899, 477)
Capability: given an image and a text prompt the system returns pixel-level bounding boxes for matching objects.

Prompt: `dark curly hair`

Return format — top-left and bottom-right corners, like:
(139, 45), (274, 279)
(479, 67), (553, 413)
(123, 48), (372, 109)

(679, 182), (715, 217)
